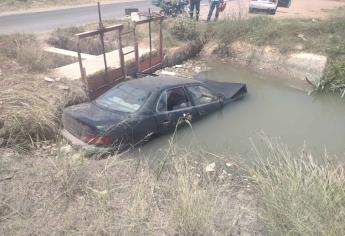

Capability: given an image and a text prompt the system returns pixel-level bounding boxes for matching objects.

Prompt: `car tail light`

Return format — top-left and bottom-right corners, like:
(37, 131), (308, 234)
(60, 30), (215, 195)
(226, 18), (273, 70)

(81, 134), (111, 145)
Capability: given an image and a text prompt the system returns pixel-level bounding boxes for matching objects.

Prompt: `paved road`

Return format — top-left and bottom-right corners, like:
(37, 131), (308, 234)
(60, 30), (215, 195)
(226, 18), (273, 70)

(0, 0), (156, 34)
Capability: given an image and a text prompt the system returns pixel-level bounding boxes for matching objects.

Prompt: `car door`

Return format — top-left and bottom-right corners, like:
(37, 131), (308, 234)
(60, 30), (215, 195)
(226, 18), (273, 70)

(278, 0), (291, 7)
(185, 85), (222, 119)
(155, 86), (197, 134)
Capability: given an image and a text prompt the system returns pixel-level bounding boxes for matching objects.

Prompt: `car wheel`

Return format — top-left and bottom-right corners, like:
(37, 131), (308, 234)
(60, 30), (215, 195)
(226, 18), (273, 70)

(269, 9), (276, 15)
(278, 0), (291, 8)
(249, 8), (254, 14)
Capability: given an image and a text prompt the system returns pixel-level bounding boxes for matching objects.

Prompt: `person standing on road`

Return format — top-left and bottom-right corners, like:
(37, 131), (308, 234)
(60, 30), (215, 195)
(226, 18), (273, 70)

(189, 0), (201, 21)
(207, 0), (222, 21)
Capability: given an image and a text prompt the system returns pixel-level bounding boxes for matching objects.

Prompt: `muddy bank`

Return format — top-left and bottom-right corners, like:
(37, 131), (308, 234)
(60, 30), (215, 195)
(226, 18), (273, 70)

(200, 41), (327, 89)
(163, 40), (204, 67)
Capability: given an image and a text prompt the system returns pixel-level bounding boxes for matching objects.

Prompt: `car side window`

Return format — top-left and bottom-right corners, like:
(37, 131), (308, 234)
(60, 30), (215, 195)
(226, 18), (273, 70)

(186, 85), (218, 105)
(157, 91), (167, 112)
(157, 87), (191, 112)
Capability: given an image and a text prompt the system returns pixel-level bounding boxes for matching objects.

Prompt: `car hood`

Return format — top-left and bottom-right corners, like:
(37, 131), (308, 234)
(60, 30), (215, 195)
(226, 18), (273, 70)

(195, 73), (247, 102)
(205, 80), (247, 101)
(63, 102), (129, 129)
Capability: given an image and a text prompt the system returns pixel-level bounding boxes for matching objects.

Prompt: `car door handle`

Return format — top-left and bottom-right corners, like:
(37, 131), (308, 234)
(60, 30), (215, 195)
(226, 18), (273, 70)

(162, 120), (170, 125)
(199, 110), (206, 115)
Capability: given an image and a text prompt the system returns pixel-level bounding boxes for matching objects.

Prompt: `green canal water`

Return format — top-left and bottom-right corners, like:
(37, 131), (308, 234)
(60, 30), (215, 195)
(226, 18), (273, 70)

(137, 64), (345, 159)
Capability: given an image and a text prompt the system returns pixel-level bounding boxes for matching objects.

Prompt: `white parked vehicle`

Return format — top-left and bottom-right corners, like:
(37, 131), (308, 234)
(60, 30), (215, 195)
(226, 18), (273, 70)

(249, 0), (292, 15)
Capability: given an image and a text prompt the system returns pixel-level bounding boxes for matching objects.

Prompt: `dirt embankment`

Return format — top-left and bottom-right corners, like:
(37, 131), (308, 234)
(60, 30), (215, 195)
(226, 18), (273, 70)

(198, 0), (345, 20)
(197, 1), (345, 90)
(201, 41), (327, 89)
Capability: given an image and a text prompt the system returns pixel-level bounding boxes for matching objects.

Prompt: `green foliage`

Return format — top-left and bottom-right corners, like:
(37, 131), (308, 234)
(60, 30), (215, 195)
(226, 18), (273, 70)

(207, 16), (278, 46)
(247, 138), (345, 236)
(170, 16), (200, 41)
(318, 57), (345, 97)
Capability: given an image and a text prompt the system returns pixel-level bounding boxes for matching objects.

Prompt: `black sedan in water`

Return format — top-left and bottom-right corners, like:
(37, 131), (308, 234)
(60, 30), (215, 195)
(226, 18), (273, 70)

(62, 75), (247, 149)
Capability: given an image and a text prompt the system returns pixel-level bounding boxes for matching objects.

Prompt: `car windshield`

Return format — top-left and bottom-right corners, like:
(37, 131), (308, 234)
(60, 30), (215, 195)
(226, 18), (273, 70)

(95, 83), (151, 113)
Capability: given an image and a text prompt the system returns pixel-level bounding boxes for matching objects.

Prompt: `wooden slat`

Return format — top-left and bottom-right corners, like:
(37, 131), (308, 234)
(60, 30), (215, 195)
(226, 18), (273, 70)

(103, 24), (124, 33)
(76, 24), (124, 39)
(134, 16), (164, 25)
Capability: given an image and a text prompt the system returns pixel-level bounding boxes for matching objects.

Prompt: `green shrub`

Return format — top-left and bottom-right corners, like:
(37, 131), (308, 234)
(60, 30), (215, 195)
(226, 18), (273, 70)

(170, 16), (200, 41)
(318, 57), (345, 97)
(207, 16), (278, 46)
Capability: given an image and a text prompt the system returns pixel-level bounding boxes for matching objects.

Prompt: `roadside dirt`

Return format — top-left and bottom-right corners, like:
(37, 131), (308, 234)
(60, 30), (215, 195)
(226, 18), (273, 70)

(199, 0), (345, 20)
(275, 0), (345, 18)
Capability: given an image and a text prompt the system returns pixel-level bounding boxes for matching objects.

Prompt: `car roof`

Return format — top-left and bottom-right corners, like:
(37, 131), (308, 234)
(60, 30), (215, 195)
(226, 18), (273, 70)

(123, 75), (199, 91)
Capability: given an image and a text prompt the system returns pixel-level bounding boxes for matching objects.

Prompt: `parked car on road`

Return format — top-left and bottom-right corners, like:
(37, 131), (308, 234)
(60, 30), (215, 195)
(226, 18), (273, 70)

(62, 76), (247, 150)
(249, 0), (292, 15)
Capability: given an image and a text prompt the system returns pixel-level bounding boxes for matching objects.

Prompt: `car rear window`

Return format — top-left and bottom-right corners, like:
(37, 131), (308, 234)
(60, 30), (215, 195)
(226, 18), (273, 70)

(95, 83), (151, 113)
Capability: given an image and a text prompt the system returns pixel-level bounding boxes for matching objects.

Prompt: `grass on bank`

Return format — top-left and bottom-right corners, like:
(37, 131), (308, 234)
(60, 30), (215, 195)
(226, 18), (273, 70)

(1, 132), (345, 235)
(246, 137), (345, 236)
(47, 17), (201, 55)
(160, 13), (345, 96)
(0, 138), (256, 235)
(0, 34), (87, 149)
(0, 34), (53, 72)
(204, 14), (345, 95)
(47, 19), (130, 55)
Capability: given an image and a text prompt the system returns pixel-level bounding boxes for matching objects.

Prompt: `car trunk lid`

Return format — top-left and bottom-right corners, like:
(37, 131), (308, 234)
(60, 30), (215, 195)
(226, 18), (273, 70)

(62, 103), (127, 139)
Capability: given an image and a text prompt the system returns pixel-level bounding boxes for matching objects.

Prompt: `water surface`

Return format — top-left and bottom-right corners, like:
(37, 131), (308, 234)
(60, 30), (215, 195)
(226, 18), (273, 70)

(138, 64), (345, 158)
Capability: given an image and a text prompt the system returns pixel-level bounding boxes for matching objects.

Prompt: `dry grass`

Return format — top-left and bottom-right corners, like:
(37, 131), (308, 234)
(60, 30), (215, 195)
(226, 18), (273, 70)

(246, 136), (345, 236)
(0, 140), (257, 235)
(1, 123), (344, 235)
(0, 34), (53, 72)
(47, 19), (175, 55)
(0, 34), (87, 149)
(47, 22), (129, 55)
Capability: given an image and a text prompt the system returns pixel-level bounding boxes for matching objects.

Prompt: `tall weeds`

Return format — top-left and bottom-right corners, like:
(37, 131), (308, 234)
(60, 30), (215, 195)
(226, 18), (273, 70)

(247, 137), (345, 236)
(0, 34), (51, 72)
(0, 131), (255, 235)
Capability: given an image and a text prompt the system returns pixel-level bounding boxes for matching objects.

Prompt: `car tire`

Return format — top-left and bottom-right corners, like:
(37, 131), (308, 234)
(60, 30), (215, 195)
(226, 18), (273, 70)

(278, 0), (291, 8)
(269, 9), (277, 15)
